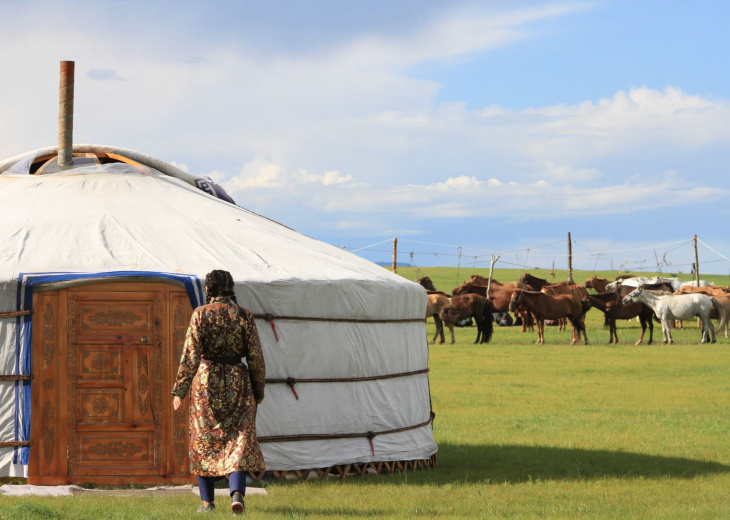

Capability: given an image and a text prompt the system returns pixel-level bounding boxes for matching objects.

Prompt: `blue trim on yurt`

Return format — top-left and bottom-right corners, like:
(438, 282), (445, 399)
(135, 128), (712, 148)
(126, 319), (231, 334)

(12, 270), (203, 465)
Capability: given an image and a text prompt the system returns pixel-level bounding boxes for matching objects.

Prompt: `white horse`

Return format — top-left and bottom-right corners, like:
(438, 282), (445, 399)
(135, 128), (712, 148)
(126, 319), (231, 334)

(622, 288), (726, 344)
(606, 276), (712, 292)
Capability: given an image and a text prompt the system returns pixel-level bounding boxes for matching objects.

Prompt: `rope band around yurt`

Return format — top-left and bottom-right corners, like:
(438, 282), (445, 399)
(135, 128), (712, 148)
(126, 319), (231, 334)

(0, 310), (31, 319)
(0, 375), (33, 381)
(258, 412), (436, 456)
(0, 441), (31, 449)
(267, 368), (429, 399)
(253, 313), (424, 342)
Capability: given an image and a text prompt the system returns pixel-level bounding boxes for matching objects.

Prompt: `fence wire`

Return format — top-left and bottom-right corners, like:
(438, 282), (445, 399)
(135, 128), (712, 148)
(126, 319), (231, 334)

(339, 235), (730, 277)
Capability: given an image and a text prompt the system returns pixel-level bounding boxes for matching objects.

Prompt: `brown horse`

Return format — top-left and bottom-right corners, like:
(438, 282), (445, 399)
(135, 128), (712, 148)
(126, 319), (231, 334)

(417, 276), (453, 343)
(509, 289), (588, 345)
(711, 294), (730, 338)
(416, 276), (438, 292)
(586, 287), (655, 344)
(676, 285), (730, 296)
(452, 281), (535, 332)
(518, 273), (553, 291)
(426, 293), (453, 344)
(585, 276), (612, 293)
(468, 275), (522, 291)
(541, 283), (590, 343)
(439, 293), (494, 344)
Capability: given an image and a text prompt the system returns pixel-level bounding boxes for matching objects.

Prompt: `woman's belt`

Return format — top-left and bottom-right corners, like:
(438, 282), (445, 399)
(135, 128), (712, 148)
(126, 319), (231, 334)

(200, 356), (243, 365)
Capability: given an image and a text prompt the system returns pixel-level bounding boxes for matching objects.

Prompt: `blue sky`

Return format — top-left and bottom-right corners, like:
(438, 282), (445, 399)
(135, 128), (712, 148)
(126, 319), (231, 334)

(1, 1), (729, 275)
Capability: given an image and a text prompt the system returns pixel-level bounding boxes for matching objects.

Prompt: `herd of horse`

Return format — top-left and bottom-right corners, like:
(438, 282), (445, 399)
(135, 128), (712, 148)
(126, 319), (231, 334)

(418, 273), (729, 346)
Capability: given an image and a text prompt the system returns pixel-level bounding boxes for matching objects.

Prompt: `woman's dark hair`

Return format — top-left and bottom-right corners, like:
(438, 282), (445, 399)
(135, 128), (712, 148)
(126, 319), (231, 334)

(205, 270), (237, 304)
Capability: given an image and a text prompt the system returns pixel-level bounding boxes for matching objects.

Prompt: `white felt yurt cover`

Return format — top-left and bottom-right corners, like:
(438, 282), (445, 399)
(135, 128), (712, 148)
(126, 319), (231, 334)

(0, 145), (436, 477)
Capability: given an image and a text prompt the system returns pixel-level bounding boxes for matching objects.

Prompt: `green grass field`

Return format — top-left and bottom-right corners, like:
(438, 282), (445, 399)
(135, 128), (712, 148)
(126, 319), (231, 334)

(3, 268), (730, 518)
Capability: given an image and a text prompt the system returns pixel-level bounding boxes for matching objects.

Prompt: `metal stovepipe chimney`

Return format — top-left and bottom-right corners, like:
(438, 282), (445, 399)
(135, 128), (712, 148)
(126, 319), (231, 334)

(58, 60), (74, 167)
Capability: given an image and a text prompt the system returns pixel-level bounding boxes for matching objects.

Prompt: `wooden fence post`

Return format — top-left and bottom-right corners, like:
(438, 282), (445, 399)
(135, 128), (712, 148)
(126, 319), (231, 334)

(487, 255), (499, 299)
(567, 232), (574, 284)
(392, 238), (398, 273)
(693, 234), (700, 286)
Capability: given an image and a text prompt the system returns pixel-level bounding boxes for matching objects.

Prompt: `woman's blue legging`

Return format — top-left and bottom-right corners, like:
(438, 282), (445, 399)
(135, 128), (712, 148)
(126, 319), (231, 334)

(197, 471), (247, 503)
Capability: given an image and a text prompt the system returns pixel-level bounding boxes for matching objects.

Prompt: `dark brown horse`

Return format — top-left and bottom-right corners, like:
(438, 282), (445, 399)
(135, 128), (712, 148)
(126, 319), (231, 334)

(439, 293), (494, 344)
(509, 289), (588, 345)
(452, 281), (534, 332)
(586, 286), (655, 344)
(518, 273), (553, 291)
(416, 276), (438, 292)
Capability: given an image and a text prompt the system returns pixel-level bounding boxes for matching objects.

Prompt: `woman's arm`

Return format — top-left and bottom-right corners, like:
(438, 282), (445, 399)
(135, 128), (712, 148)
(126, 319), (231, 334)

(243, 310), (266, 403)
(171, 309), (204, 399)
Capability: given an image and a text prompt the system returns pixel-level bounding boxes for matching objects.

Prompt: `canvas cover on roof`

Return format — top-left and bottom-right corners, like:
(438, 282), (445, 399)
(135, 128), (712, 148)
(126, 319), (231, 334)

(0, 147), (436, 477)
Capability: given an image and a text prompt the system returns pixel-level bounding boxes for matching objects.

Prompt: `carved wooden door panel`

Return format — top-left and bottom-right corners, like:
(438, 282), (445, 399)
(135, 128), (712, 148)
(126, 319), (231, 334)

(66, 290), (163, 476)
(29, 282), (194, 485)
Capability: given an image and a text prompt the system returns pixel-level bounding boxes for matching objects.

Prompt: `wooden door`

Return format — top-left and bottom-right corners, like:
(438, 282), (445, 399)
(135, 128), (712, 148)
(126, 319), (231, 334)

(29, 282), (194, 485)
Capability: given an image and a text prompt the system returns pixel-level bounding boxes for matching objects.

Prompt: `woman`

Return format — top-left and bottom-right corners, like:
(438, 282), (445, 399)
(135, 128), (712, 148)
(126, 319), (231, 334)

(172, 270), (266, 514)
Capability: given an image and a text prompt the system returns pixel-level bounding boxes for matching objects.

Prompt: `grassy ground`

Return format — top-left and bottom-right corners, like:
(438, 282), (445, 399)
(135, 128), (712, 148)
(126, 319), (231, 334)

(2, 268), (730, 518)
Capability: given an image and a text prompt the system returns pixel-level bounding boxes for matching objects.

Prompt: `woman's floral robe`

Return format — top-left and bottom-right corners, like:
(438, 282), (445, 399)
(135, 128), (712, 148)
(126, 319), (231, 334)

(171, 296), (266, 476)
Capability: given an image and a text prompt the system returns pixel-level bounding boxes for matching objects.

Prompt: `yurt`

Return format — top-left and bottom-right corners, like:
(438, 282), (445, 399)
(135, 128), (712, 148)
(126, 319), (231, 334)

(0, 63), (436, 485)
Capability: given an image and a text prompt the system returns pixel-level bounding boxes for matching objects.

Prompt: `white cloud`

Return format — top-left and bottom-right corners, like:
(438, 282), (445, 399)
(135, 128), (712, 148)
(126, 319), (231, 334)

(521, 87), (730, 160)
(292, 170), (354, 186)
(438, 175), (482, 189)
(220, 158), (354, 193)
(295, 171), (729, 225)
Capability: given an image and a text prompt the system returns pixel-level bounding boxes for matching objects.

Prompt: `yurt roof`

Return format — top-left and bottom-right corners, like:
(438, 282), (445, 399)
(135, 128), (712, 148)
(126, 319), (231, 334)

(0, 144), (424, 319)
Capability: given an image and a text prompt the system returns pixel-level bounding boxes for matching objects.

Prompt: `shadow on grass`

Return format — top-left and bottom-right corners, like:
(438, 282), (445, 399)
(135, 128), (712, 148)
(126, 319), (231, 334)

(356, 443), (730, 485)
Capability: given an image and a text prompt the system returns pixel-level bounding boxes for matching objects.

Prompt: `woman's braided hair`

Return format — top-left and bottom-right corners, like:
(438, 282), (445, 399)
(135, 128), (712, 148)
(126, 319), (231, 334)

(205, 269), (238, 304)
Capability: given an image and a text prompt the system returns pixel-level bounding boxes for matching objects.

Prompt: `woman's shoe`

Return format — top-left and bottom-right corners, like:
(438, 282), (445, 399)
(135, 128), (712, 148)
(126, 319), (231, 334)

(231, 491), (245, 514)
(197, 501), (216, 513)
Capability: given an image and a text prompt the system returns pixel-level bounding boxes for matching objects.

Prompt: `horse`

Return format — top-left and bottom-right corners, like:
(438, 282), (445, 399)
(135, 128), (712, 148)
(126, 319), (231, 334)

(417, 276), (453, 344)
(439, 293), (494, 344)
(426, 293), (453, 344)
(540, 283), (590, 343)
(416, 276), (438, 292)
(607, 276), (709, 292)
(586, 286), (655, 344)
(518, 273), (552, 291)
(452, 281), (534, 332)
(676, 285), (729, 297)
(712, 294), (730, 338)
(468, 275), (498, 286)
(509, 289), (589, 345)
(675, 288), (730, 337)
(585, 276), (612, 293)
(622, 288), (726, 344)
(454, 274), (520, 294)
(452, 282), (515, 312)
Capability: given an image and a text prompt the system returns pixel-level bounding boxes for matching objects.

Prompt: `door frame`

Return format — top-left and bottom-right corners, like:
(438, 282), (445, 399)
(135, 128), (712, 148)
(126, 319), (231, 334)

(28, 281), (196, 485)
